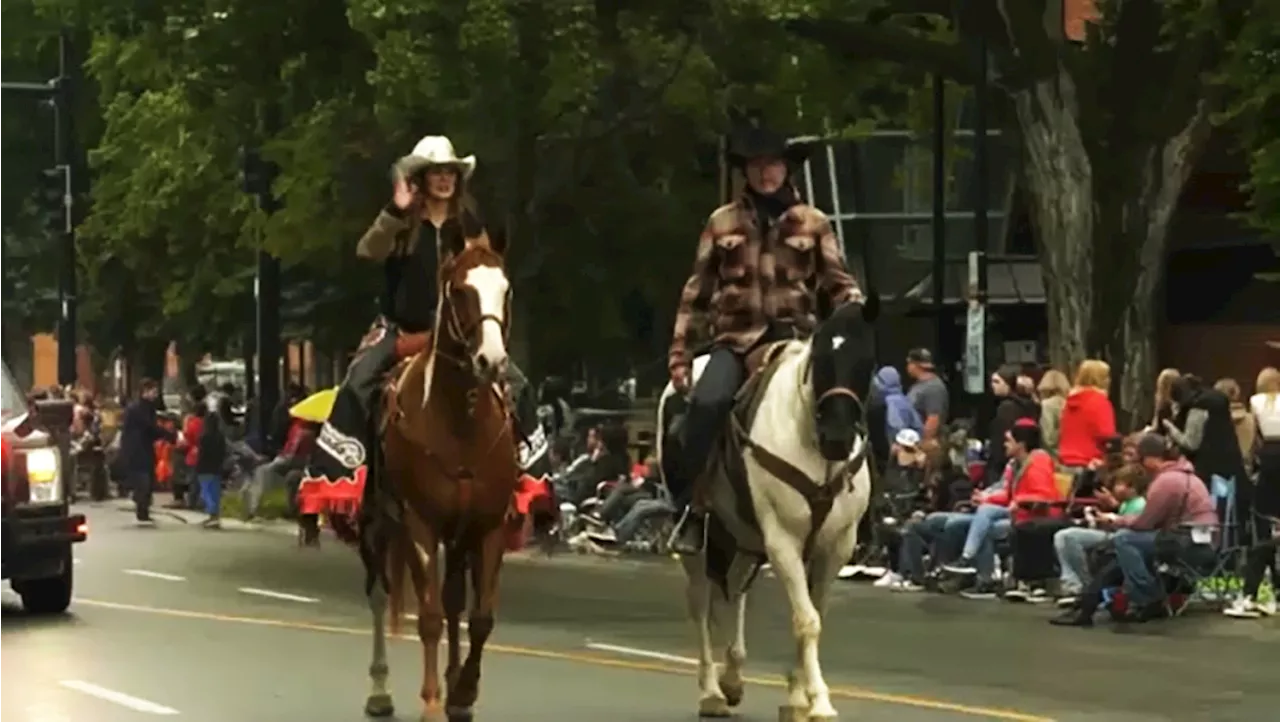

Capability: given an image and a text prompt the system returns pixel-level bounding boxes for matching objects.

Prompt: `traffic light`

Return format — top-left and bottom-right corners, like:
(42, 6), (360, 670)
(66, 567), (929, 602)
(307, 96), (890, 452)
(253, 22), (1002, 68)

(240, 146), (281, 213)
(37, 165), (69, 234)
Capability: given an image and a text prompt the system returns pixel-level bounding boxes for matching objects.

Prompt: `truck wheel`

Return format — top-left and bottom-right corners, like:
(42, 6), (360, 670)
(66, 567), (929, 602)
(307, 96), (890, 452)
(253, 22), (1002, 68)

(19, 550), (74, 615)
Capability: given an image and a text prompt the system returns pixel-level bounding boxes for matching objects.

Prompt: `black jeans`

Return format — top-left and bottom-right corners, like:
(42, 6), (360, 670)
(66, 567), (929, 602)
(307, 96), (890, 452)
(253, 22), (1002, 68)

(1012, 519), (1071, 583)
(671, 347), (746, 508)
(127, 470), (156, 521)
(308, 321), (401, 482)
(1243, 514), (1278, 598)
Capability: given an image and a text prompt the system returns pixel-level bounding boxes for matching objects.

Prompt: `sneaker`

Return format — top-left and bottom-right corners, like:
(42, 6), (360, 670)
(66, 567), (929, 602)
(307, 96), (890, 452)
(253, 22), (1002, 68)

(959, 582), (1000, 600)
(943, 558), (977, 575)
(201, 517), (222, 530)
(668, 509), (705, 555)
(891, 578), (927, 593)
(873, 572), (901, 588)
(1004, 583), (1031, 602)
(1048, 608), (1093, 627)
(585, 526), (617, 543)
(1027, 587), (1051, 603)
(1223, 597), (1265, 619)
(136, 518), (157, 528)
(1056, 595), (1079, 609)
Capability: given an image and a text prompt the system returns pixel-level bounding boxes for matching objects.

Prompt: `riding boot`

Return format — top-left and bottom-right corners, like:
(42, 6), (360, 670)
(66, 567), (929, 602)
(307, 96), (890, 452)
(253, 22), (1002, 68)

(669, 505), (707, 555)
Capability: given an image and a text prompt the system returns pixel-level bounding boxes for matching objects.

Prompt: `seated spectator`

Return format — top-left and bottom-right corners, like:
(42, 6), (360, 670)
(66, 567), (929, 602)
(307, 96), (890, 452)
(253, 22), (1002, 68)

(892, 508), (975, 592)
(1051, 434), (1219, 626)
(1052, 464), (1148, 605)
(587, 458), (658, 527)
(944, 419), (1061, 598)
(243, 415), (316, 520)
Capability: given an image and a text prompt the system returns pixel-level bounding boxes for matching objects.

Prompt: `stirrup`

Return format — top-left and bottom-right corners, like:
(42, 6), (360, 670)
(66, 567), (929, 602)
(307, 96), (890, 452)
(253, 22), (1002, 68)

(667, 507), (706, 554)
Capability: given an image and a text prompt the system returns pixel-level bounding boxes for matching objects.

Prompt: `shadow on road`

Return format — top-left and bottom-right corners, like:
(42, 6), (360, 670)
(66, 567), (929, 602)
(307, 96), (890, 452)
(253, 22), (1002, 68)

(0, 600), (89, 633)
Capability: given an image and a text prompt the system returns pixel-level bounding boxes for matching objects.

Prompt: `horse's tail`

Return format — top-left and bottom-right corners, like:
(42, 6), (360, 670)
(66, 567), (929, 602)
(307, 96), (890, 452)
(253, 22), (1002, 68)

(385, 532), (411, 636)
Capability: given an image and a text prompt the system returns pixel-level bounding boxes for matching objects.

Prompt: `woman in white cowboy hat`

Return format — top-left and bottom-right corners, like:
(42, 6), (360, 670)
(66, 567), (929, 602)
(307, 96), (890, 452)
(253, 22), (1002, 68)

(298, 135), (492, 518)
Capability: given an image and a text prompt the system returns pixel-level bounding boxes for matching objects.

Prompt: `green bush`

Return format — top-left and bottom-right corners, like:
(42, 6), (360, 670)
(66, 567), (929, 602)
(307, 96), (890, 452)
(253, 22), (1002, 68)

(219, 486), (292, 520)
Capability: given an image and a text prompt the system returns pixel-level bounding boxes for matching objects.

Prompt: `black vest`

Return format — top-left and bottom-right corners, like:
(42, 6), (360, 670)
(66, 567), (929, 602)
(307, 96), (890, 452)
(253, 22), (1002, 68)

(381, 210), (480, 333)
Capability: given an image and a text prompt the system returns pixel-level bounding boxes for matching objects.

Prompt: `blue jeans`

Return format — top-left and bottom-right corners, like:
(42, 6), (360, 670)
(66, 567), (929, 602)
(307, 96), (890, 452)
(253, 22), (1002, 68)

(899, 512), (971, 581)
(1113, 529), (1161, 606)
(197, 473), (223, 516)
(973, 519), (1012, 582)
(961, 503), (1011, 559)
(615, 498), (674, 543)
(1054, 526), (1111, 592)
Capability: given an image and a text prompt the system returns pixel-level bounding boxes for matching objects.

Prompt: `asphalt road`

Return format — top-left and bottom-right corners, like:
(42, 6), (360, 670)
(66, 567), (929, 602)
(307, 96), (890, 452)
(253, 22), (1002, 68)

(3, 501), (1277, 722)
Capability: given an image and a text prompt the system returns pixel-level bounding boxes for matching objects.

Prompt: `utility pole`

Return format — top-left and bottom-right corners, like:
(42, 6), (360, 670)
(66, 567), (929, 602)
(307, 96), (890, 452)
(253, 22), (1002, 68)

(55, 30), (78, 388)
(3, 31), (78, 386)
(931, 74), (947, 362)
(241, 143), (282, 445)
(964, 35), (991, 397)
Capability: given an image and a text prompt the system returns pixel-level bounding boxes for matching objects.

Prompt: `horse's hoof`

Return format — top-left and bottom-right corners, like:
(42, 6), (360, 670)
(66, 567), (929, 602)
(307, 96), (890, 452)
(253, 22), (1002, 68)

(363, 693), (394, 717)
(699, 695), (732, 718)
(719, 679), (744, 707)
(778, 705), (807, 722)
(445, 706), (473, 722)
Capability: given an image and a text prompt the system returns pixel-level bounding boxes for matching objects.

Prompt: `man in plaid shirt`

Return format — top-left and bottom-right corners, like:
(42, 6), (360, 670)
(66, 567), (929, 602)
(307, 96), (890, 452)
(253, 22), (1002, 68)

(666, 120), (863, 553)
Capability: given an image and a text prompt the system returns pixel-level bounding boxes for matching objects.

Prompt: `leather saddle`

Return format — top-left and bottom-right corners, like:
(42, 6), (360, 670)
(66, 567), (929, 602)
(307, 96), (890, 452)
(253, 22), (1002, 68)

(380, 341), (434, 450)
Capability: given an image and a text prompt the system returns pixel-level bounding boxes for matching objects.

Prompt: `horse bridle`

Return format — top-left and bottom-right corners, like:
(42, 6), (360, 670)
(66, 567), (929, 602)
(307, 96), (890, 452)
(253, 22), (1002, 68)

(437, 275), (510, 367)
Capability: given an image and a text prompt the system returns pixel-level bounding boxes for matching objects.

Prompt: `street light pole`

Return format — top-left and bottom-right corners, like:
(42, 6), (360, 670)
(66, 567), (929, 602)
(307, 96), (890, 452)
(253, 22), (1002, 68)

(54, 30), (78, 388)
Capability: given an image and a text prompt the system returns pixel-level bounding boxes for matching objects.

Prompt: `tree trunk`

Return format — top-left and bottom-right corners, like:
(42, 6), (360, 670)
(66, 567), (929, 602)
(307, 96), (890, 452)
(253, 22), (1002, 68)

(1014, 70), (1211, 430)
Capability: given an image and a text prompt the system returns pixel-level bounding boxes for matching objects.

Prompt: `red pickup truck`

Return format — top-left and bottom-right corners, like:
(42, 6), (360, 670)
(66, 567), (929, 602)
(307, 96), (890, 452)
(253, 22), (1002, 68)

(2, 363), (87, 614)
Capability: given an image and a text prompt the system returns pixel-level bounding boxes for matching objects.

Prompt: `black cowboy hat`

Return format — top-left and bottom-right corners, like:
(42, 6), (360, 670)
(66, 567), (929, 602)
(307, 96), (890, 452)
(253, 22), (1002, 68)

(726, 122), (813, 168)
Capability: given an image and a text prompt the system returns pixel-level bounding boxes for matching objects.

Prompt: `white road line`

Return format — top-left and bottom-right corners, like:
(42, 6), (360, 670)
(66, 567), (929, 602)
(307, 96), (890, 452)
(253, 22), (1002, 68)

(584, 642), (698, 666)
(237, 587), (320, 604)
(59, 680), (179, 715)
(123, 569), (186, 582)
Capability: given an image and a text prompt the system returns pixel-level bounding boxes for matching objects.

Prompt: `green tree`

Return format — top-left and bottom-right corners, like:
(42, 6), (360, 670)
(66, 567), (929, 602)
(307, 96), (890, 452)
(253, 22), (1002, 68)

(783, 0), (1269, 424)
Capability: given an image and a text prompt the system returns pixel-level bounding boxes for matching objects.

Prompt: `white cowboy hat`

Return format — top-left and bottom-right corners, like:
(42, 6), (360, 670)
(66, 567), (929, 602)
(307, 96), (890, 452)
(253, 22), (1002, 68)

(397, 135), (476, 180)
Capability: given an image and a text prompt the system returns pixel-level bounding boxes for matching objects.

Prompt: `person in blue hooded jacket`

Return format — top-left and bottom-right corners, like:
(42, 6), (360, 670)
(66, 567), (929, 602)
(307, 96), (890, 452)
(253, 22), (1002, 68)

(874, 366), (923, 443)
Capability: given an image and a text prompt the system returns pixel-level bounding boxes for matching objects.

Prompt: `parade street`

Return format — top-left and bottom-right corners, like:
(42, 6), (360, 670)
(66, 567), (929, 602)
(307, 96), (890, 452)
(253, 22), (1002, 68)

(3, 504), (1276, 722)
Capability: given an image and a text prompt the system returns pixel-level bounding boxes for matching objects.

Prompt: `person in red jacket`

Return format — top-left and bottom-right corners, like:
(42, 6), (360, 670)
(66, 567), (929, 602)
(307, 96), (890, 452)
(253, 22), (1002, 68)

(944, 418), (1062, 596)
(1057, 359), (1117, 471)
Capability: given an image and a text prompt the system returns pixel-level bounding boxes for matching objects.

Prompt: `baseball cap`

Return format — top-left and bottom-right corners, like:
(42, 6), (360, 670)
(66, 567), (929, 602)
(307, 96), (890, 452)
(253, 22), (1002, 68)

(1135, 433), (1170, 460)
(895, 428), (921, 449)
(906, 348), (934, 369)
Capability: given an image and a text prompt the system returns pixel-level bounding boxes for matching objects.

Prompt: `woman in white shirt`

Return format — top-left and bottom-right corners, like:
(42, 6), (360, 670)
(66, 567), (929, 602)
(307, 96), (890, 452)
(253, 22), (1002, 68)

(1251, 366), (1280, 505)
(1226, 366), (1280, 618)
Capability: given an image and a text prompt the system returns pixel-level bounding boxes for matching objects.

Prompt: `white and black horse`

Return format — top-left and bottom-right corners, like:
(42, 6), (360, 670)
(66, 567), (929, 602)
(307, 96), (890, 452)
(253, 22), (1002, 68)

(657, 301), (877, 721)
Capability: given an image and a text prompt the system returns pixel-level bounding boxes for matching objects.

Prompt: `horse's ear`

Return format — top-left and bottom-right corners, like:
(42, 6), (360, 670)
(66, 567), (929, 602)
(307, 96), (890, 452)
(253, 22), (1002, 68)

(860, 288), (881, 324)
(488, 227), (509, 257)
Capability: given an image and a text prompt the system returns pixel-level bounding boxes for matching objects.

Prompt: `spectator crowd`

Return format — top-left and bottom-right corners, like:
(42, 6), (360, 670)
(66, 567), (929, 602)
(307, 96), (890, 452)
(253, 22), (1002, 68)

(864, 349), (1279, 626)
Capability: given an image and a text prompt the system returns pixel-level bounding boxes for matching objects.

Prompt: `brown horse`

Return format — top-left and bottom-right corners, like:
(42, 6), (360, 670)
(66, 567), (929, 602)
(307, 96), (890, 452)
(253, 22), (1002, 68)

(361, 239), (518, 722)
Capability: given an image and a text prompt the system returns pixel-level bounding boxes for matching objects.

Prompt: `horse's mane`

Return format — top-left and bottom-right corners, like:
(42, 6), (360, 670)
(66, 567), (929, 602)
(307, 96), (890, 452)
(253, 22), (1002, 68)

(449, 242), (505, 271)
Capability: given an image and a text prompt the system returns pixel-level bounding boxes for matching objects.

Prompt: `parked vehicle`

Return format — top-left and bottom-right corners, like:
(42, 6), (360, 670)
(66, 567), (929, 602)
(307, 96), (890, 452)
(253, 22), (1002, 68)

(2, 362), (87, 614)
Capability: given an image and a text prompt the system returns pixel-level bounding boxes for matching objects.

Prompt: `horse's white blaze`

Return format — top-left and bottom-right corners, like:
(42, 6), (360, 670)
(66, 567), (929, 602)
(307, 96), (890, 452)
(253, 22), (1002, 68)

(465, 265), (509, 370)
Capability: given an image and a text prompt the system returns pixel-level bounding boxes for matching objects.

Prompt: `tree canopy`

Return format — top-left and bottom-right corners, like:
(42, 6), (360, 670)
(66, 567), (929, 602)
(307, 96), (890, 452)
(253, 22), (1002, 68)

(2, 0), (1276, 404)
(5, 0), (915, 377)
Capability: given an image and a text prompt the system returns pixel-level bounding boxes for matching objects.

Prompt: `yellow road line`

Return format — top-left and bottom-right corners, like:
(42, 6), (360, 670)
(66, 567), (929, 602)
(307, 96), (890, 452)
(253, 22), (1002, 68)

(75, 598), (1054, 722)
